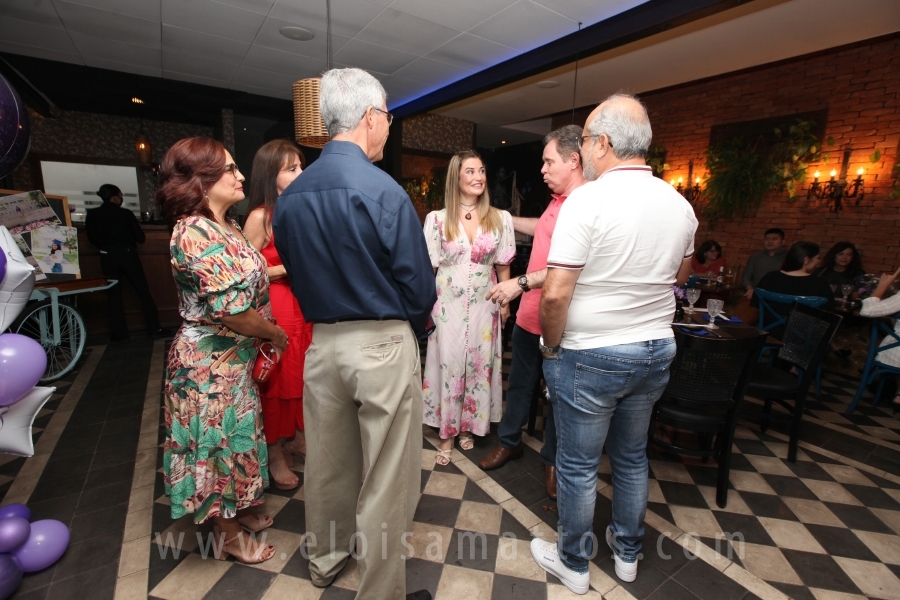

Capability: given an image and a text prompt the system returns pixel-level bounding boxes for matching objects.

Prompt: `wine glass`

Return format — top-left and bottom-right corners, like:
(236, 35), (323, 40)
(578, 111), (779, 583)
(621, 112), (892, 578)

(685, 288), (701, 313)
(707, 299), (724, 329)
(841, 284), (853, 303)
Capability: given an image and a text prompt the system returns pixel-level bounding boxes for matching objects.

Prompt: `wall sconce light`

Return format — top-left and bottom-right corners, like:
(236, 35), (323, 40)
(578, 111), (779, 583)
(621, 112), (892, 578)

(134, 123), (152, 166)
(805, 150), (864, 212)
(671, 159), (702, 203)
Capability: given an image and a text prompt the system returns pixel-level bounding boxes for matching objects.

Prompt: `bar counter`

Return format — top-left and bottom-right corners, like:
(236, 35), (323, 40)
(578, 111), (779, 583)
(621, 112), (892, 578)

(74, 222), (180, 335)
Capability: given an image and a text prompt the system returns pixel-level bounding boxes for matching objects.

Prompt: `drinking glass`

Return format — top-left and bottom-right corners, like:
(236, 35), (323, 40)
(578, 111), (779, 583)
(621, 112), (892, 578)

(685, 288), (701, 313)
(841, 284), (853, 302)
(707, 299), (724, 329)
(830, 284), (839, 295)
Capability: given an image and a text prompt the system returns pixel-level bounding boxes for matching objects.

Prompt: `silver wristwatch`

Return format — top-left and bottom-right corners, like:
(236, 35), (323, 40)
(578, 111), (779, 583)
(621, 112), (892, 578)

(539, 336), (560, 354)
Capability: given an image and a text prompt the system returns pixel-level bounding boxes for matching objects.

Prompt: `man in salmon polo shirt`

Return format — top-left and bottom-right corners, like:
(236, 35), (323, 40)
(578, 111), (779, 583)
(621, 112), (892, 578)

(479, 124), (588, 500)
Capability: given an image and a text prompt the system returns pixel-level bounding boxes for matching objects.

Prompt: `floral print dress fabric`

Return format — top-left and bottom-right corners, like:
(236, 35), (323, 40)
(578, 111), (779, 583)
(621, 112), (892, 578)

(422, 209), (516, 438)
(163, 216), (271, 523)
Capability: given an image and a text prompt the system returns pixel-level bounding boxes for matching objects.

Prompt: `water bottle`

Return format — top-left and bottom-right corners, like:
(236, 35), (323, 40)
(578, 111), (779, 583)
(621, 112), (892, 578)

(716, 266), (724, 287)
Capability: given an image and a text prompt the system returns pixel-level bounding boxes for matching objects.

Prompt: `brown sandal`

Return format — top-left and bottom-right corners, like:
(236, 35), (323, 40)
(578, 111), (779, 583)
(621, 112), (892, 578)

(213, 525), (275, 564)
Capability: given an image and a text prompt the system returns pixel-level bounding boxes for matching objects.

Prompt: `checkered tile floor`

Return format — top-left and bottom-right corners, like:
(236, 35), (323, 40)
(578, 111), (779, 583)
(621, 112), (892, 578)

(145, 351), (900, 599)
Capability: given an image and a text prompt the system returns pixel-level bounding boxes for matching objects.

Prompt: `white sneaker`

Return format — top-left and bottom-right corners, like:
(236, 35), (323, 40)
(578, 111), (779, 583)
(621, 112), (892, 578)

(605, 527), (638, 582)
(529, 538), (590, 595)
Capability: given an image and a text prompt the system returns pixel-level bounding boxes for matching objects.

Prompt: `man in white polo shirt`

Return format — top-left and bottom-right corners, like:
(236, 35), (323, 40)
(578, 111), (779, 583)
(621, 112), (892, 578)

(529, 94), (697, 594)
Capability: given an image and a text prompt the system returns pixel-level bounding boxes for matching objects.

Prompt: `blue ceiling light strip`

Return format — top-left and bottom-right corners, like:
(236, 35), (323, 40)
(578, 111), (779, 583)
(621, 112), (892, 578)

(391, 0), (750, 119)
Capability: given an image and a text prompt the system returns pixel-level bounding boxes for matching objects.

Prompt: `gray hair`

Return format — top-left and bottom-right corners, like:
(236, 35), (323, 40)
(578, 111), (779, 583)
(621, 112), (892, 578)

(320, 68), (387, 138)
(585, 93), (652, 160)
(543, 124), (583, 164)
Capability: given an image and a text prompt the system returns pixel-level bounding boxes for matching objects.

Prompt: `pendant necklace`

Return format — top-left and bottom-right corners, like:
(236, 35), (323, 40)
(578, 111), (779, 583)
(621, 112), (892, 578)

(460, 202), (477, 220)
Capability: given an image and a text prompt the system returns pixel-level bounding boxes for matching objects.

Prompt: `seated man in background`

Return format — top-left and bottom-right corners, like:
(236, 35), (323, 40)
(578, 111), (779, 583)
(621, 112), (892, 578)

(743, 227), (787, 300)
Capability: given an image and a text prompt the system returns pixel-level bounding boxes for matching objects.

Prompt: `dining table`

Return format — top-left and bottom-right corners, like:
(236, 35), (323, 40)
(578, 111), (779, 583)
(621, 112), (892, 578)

(673, 308), (780, 345)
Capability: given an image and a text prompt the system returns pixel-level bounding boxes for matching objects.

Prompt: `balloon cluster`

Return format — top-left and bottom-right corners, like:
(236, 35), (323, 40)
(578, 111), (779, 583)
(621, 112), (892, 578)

(0, 504), (69, 599)
(1, 226), (55, 457)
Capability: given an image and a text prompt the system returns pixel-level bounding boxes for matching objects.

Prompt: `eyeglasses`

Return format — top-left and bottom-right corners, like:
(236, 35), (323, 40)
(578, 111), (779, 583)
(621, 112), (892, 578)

(372, 107), (394, 126)
(224, 163), (241, 176)
(578, 134), (612, 148)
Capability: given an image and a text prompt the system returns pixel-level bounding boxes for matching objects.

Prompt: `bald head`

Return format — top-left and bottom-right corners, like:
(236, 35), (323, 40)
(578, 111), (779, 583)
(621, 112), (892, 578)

(586, 94), (651, 160)
(580, 93), (652, 180)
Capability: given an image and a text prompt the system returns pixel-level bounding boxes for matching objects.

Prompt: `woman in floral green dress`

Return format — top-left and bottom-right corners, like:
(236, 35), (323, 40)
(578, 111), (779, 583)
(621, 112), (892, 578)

(156, 137), (289, 564)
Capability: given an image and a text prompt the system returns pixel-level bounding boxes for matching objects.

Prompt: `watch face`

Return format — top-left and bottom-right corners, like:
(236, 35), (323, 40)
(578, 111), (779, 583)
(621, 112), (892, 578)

(518, 275), (528, 286)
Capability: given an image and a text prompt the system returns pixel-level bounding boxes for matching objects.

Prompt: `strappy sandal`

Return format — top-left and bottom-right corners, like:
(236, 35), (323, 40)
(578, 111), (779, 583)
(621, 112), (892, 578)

(213, 525), (276, 564)
(283, 437), (306, 465)
(268, 452), (300, 491)
(458, 433), (474, 451)
(237, 513), (272, 533)
(435, 449), (452, 466)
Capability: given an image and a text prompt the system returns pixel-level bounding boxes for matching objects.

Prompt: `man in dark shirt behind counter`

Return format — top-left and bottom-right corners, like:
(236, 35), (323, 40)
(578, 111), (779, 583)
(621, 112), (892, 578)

(85, 184), (160, 341)
(273, 67), (436, 600)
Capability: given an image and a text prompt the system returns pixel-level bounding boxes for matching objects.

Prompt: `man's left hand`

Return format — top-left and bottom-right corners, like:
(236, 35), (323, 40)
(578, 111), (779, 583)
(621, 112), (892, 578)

(486, 279), (523, 307)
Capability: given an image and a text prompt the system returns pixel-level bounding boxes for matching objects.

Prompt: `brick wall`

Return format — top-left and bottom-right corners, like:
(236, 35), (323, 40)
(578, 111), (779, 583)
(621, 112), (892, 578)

(640, 34), (900, 274)
(402, 153), (450, 179)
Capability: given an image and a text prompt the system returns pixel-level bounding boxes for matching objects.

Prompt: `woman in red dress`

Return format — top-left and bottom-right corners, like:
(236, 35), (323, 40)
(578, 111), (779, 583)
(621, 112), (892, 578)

(243, 140), (311, 490)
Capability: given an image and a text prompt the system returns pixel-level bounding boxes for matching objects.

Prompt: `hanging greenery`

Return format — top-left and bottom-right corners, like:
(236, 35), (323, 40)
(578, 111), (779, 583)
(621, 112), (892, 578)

(403, 165), (447, 213)
(770, 119), (834, 201)
(702, 136), (780, 223)
(701, 118), (833, 223)
(645, 145), (669, 177)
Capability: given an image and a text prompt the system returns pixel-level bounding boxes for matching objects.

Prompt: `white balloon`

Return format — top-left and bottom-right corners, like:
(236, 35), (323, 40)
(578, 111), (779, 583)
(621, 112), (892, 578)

(0, 226), (36, 331)
(0, 386), (54, 457)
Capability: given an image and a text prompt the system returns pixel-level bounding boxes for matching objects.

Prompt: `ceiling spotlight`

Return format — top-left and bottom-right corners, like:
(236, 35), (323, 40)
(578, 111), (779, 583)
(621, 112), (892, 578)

(280, 26), (315, 41)
(536, 80), (560, 89)
(131, 97), (144, 104)
(501, 140), (506, 144)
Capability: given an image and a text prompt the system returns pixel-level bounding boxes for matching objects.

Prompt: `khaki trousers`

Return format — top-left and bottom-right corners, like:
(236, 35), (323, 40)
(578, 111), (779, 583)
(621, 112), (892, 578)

(303, 320), (422, 599)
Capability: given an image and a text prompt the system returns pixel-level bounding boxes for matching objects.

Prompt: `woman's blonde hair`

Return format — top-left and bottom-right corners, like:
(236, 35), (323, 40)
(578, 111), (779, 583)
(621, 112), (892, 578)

(443, 150), (502, 241)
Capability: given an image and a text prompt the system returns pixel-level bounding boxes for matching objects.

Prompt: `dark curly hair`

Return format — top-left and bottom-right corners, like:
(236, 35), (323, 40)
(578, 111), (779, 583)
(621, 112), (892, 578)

(695, 240), (723, 265)
(154, 137), (226, 226)
(819, 241), (865, 277)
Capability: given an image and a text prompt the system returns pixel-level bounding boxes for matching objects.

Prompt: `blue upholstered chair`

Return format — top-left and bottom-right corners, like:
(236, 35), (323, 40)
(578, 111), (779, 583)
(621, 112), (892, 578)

(846, 311), (900, 414)
(755, 289), (829, 397)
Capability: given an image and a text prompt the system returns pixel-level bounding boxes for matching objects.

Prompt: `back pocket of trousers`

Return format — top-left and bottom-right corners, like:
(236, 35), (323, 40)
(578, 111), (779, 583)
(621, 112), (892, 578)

(573, 363), (634, 413)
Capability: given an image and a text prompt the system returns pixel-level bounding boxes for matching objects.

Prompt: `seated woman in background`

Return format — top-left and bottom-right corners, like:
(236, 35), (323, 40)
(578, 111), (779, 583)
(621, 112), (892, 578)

(816, 242), (866, 358)
(859, 266), (900, 407)
(691, 240), (726, 275)
(815, 241), (866, 289)
(752, 241), (835, 339)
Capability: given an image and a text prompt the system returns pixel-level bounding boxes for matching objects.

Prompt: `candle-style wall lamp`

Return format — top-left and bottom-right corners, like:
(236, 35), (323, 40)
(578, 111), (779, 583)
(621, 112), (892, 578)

(805, 150), (865, 212)
(670, 159), (702, 203)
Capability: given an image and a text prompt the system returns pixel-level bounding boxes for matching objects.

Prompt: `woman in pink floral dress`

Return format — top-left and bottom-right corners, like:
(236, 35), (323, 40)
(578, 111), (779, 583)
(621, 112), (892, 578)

(423, 151), (516, 465)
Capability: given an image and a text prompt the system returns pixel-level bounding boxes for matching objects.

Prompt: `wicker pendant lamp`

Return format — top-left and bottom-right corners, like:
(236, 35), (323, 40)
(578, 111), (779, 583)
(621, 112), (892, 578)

(292, 0), (332, 148)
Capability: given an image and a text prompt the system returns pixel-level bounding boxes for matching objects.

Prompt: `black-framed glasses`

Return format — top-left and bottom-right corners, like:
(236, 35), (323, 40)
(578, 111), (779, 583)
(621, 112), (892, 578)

(373, 107), (394, 126)
(224, 163), (241, 176)
(578, 134), (612, 148)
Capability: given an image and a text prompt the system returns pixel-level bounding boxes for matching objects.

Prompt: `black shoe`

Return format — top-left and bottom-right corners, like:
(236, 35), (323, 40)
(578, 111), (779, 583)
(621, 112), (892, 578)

(151, 327), (173, 339)
(406, 591), (432, 600)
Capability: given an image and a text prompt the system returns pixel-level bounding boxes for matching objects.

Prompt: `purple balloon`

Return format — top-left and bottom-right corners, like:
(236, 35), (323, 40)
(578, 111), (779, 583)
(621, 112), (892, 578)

(0, 73), (30, 180)
(0, 250), (7, 286)
(0, 504), (29, 522)
(10, 519), (69, 573)
(0, 334), (46, 407)
(0, 517), (29, 553)
(0, 555), (21, 600)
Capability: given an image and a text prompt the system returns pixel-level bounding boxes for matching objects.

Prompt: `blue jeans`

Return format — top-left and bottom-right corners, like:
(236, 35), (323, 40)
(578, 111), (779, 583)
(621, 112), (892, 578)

(497, 325), (556, 465)
(545, 338), (676, 572)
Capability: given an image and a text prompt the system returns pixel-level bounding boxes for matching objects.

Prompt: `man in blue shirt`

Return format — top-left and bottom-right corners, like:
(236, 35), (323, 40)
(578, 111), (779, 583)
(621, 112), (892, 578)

(273, 68), (435, 600)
